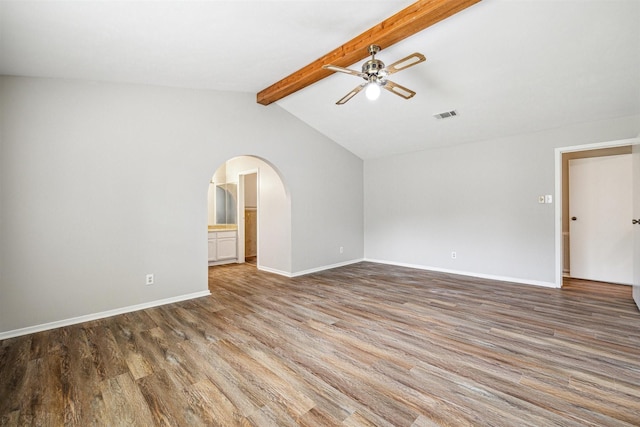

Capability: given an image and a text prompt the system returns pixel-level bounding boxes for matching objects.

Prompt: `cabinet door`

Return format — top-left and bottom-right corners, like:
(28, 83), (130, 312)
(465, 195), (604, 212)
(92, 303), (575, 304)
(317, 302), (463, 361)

(208, 238), (217, 261)
(217, 237), (237, 260)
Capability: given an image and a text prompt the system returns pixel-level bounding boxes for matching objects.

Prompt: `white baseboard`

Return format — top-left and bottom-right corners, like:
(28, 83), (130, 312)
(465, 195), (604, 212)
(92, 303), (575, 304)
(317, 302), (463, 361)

(365, 258), (558, 288)
(257, 258), (365, 278)
(290, 259), (365, 277)
(0, 290), (211, 340)
(257, 265), (292, 277)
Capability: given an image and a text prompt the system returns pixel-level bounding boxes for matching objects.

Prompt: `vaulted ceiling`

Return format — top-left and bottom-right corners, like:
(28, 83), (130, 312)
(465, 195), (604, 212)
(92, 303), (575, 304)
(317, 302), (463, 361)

(1, 1), (638, 159)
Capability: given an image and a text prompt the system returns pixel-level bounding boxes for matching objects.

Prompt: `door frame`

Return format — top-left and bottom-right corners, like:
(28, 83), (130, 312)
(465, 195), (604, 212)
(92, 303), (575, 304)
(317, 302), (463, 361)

(554, 137), (639, 288)
(237, 168), (259, 265)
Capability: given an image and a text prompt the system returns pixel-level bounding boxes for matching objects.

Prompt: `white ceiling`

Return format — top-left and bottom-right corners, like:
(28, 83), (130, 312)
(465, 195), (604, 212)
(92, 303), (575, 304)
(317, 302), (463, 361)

(1, 0), (639, 159)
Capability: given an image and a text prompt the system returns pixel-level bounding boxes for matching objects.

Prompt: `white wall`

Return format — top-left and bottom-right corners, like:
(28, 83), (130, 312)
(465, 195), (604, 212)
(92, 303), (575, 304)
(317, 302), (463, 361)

(0, 76), (364, 335)
(364, 115), (640, 286)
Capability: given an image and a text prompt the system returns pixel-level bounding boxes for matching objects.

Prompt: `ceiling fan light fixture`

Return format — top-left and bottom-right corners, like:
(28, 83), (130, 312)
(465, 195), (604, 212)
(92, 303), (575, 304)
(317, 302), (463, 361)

(365, 78), (381, 101)
(365, 82), (381, 101)
(324, 44), (425, 105)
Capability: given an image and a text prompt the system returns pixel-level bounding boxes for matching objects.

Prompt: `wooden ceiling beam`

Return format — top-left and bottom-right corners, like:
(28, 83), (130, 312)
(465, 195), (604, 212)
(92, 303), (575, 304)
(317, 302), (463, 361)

(256, 0), (481, 105)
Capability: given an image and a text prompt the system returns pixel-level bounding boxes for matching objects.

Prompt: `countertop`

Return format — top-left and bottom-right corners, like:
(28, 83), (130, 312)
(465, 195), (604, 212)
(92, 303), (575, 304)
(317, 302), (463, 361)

(208, 225), (237, 232)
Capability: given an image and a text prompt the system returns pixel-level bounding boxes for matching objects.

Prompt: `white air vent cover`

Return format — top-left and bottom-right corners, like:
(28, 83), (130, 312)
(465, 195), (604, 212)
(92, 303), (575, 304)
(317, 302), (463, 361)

(433, 110), (458, 119)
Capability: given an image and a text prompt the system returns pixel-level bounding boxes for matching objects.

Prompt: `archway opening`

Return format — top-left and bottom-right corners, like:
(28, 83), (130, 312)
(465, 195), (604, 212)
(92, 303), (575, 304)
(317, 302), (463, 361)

(206, 155), (291, 276)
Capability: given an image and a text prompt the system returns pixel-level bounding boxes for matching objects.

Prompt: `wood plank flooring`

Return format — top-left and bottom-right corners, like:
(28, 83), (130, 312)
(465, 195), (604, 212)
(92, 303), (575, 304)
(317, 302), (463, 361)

(563, 276), (633, 299)
(1, 262), (639, 426)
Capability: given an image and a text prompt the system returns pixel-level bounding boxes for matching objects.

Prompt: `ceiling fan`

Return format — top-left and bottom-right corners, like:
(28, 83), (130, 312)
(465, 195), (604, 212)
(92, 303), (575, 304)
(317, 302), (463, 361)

(322, 44), (426, 105)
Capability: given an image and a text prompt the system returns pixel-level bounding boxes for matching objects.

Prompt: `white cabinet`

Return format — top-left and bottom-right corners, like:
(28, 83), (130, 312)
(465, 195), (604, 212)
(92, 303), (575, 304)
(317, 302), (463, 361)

(207, 233), (217, 262)
(208, 230), (237, 265)
(216, 231), (237, 260)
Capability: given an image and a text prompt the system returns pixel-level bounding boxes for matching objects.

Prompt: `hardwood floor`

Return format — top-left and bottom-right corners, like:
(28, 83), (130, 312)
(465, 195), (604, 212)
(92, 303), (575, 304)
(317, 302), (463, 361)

(1, 262), (639, 426)
(563, 276), (633, 299)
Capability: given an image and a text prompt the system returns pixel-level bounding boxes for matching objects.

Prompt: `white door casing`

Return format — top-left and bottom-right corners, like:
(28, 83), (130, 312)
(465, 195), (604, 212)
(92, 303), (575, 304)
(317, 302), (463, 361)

(632, 143), (640, 309)
(569, 155), (633, 284)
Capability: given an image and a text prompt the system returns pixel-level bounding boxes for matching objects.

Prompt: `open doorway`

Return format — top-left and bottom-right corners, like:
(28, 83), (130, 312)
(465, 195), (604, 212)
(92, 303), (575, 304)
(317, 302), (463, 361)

(555, 138), (639, 288)
(241, 172), (258, 266)
(207, 155), (292, 275)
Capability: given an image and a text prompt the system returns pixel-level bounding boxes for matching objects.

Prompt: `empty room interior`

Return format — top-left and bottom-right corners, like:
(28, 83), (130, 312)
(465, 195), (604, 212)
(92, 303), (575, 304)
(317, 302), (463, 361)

(1, 0), (639, 425)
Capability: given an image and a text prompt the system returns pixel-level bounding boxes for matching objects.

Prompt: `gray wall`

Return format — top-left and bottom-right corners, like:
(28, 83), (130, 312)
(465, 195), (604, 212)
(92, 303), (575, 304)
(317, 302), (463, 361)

(2, 73), (636, 334)
(364, 115), (640, 286)
(0, 76), (364, 334)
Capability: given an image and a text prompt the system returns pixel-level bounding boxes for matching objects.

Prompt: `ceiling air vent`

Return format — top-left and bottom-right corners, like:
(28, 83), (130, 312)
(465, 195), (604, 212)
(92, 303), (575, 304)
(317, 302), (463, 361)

(433, 110), (458, 120)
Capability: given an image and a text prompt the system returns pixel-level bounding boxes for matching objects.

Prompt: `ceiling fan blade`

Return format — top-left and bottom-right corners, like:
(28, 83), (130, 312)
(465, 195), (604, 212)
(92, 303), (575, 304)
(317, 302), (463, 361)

(385, 53), (426, 75)
(336, 83), (366, 105)
(323, 64), (365, 78)
(382, 80), (416, 100)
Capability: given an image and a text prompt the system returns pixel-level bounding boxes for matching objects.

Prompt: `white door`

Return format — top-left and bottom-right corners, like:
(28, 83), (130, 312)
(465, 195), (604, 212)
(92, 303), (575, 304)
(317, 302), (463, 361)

(632, 144), (640, 308)
(569, 154), (633, 284)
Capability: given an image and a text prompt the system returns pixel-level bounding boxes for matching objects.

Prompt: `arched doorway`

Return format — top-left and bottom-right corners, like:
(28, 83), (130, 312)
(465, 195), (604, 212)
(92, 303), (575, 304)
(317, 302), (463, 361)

(207, 155), (291, 274)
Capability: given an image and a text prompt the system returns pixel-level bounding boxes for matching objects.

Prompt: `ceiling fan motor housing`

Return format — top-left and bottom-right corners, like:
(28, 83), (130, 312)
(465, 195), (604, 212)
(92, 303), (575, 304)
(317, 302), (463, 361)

(362, 59), (385, 76)
(362, 45), (387, 83)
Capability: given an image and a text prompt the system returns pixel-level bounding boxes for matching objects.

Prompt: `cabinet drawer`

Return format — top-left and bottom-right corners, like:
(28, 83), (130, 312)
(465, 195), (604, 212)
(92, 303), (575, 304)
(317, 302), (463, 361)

(216, 231), (237, 239)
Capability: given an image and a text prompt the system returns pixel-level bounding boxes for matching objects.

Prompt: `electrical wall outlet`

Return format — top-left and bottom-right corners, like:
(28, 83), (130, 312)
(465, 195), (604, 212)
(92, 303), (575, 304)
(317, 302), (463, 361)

(339, 246), (344, 254)
(451, 251), (457, 259)
(146, 274), (154, 285)
(538, 195), (545, 204)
